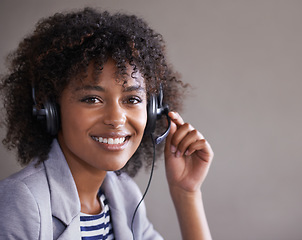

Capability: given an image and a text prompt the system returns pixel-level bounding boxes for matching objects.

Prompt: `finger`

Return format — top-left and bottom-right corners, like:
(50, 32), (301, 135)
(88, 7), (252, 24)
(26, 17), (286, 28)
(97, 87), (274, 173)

(184, 139), (207, 155)
(165, 113), (183, 152)
(170, 123), (194, 151)
(168, 111), (185, 127)
(165, 119), (177, 153)
(176, 129), (204, 156)
(189, 140), (214, 162)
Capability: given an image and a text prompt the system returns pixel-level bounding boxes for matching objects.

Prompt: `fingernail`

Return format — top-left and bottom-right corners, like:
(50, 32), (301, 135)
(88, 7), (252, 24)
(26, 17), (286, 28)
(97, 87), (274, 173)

(185, 150), (189, 156)
(170, 111), (177, 119)
(171, 145), (177, 153)
(176, 151), (181, 158)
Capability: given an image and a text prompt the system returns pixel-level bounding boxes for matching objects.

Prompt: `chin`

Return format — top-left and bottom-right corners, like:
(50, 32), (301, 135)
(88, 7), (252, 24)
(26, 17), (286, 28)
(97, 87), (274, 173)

(102, 160), (129, 172)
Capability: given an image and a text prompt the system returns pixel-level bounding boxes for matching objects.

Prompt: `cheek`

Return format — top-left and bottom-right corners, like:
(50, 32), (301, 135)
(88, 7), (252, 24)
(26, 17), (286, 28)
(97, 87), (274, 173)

(135, 108), (148, 133)
(60, 106), (92, 137)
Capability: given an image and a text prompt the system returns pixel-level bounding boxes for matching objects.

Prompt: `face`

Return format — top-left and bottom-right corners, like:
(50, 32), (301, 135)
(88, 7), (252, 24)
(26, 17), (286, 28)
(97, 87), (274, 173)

(57, 59), (147, 173)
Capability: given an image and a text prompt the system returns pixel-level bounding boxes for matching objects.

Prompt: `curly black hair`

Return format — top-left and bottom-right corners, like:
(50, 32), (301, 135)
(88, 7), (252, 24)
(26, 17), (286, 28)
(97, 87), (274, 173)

(0, 7), (186, 177)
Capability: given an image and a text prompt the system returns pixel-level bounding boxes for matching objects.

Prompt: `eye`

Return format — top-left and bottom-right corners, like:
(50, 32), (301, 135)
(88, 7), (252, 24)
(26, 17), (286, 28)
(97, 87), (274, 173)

(126, 96), (143, 105)
(80, 96), (102, 104)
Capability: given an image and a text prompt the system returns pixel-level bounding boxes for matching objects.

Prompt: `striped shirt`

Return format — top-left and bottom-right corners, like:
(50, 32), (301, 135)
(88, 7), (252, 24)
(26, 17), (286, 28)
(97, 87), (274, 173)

(80, 193), (115, 240)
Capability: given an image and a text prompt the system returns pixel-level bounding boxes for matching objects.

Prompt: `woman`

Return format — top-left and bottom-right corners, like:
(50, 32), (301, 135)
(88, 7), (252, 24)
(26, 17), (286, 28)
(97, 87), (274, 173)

(0, 8), (213, 240)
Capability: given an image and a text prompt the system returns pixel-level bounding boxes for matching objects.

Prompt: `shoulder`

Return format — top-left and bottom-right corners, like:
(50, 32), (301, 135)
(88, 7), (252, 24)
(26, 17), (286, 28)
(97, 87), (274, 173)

(0, 175), (41, 239)
(0, 176), (40, 211)
(0, 162), (49, 239)
(0, 160), (48, 198)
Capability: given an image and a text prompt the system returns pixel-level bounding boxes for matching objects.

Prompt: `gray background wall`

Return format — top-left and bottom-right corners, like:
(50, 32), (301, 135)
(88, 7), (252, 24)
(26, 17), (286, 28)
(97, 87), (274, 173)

(1, 0), (302, 239)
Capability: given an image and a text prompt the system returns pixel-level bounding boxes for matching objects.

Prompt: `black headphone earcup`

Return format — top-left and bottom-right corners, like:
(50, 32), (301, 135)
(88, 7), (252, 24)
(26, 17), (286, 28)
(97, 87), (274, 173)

(43, 101), (59, 135)
(144, 94), (157, 135)
(33, 100), (59, 136)
(144, 87), (171, 144)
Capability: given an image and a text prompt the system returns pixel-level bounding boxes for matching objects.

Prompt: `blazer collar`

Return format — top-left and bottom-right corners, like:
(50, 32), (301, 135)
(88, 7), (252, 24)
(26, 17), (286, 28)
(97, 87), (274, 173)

(43, 139), (81, 226)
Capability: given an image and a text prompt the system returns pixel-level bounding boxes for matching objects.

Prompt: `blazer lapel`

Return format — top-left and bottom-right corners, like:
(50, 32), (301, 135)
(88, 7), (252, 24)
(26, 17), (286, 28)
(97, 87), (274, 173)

(56, 218), (81, 240)
(101, 172), (134, 240)
(44, 139), (81, 239)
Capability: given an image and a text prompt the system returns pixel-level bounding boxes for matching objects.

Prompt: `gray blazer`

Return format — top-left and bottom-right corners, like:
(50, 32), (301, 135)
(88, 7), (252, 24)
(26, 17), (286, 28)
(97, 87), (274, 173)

(0, 140), (163, 240)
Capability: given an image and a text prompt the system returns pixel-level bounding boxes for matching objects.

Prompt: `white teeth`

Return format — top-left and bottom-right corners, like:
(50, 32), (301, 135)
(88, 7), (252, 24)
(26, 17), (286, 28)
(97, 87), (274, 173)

(92, 136), (126, 144)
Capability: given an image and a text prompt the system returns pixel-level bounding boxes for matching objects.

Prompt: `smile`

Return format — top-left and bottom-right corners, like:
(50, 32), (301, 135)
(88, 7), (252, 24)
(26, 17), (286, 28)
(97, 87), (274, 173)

(91, 136), (127, 145)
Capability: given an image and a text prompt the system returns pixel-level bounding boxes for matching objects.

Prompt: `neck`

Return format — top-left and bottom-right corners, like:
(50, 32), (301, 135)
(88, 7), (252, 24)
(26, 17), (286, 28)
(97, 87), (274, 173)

(65, 154), (107, 215)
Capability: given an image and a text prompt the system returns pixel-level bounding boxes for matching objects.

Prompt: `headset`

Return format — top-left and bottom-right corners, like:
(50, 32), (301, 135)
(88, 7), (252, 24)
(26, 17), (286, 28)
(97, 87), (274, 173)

(32, 84), (171, 144)
(144, 84), (171, 144)
(32, 87), (59, 136)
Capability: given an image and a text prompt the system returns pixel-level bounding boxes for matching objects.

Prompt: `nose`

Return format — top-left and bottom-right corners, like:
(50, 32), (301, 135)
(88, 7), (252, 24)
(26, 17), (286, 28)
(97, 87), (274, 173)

(103, 102), (126, 128)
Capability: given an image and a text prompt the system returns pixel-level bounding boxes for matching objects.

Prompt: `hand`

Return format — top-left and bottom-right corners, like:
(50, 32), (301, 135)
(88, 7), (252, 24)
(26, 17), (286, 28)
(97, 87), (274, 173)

(164, 112), (214, 193)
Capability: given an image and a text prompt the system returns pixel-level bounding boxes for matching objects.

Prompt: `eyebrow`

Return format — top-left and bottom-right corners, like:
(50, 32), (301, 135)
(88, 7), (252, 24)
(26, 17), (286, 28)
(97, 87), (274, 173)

(123, 85), (145, 92)
(75, 85), (105, 92)
(74, 84), (145, 93)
